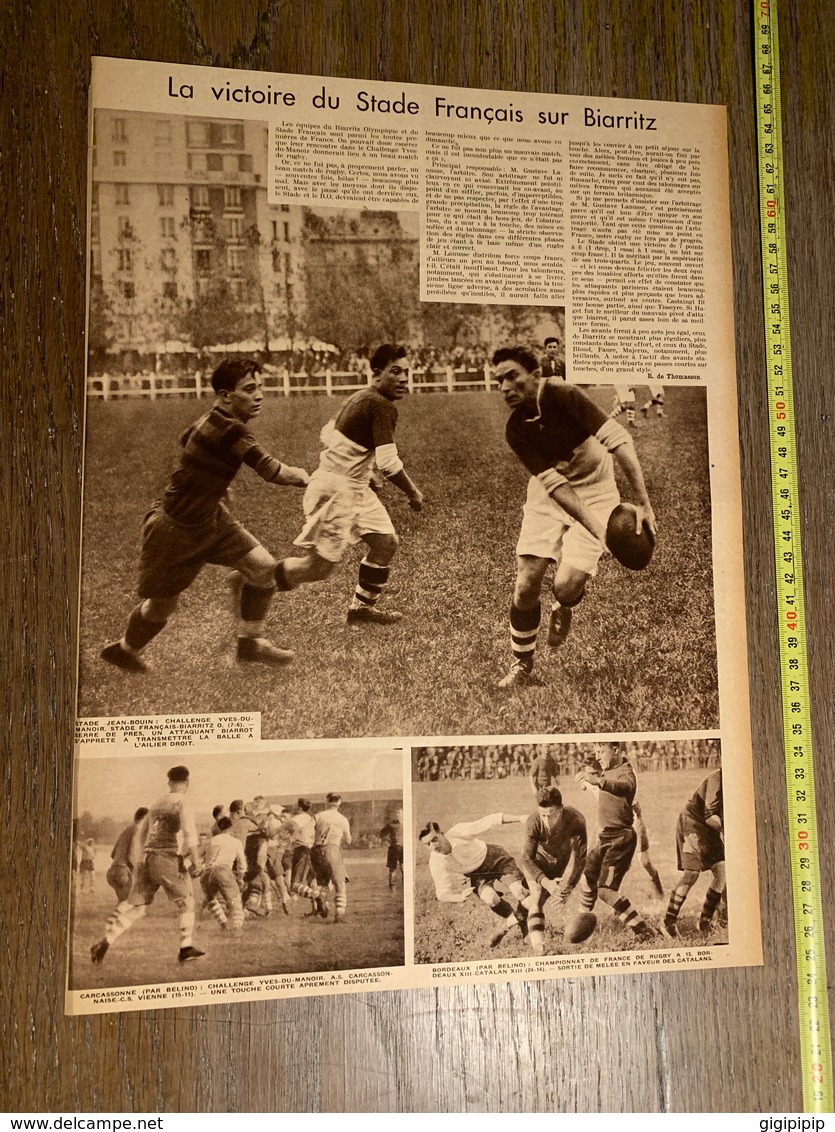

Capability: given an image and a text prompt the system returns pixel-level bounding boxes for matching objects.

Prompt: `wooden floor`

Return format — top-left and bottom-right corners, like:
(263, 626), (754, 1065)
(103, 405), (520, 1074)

(4, 0), (834, 1113)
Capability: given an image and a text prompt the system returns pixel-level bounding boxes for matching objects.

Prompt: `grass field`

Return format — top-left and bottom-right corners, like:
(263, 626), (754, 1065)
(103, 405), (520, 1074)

(77, 386), (717, 739)
(412, 770), (728, 963)
(70, 850), (403, 990)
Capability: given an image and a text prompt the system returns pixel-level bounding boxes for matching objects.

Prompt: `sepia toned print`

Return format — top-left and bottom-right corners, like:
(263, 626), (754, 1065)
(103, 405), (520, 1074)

(68, 58), (760, 1014)
(413, 739), (725, 964)
(70, 747), (405, 998)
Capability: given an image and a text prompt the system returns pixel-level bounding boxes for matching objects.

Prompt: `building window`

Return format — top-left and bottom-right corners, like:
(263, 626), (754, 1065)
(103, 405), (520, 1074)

(187, 121), (210, 147)
(113, 151), (127, 167)
(112, 118), (127, 142)
(207, 153), (224, 172)
(284, 252), (291, 277)
(190, 186), (209, 210)
(120, 280), (135, 299)
(238, 154), (253, 173)
(117, 248), (133, 272)
(225, 216), (244, 241)
(195, 249), (211, 274)
(157, 184), (174, 207)
(160, 248), (176, 271)
(91, 215), (100, 241)
(283, 221), (290, 242)
(230, 278), (246, 299)
(224, 186), (242, 210)
(212, 122), (244, 148)
(280, 204), (290, 212)
(272, 247), (280, 272)
(160, 217), (176, 239)
(154, 151), (172, 168)
(91, 184), (99, 210)
(227, 246), (244, 275)
(115, 184), (130, 206)
(162, 281), (178, 300)
(90, 247), (101, 276)
(155, 119), (172, 143)
(187, 153), (207, 172)
(118, 216), (132, 238)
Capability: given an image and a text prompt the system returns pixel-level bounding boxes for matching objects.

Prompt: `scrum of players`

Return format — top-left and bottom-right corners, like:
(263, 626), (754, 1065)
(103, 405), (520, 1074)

(89, 762), (403, 968)
(419, 744), (726, 956)
(98, 337), (663, 690)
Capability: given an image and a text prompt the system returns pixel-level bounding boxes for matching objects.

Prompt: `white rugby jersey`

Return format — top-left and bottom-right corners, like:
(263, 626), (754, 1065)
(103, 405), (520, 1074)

(427, 812), (506, 901)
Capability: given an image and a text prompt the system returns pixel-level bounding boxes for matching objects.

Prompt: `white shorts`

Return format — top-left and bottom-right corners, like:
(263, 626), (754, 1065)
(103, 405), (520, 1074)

(293, 471), (395, 563)
(515, 475), (620, 575)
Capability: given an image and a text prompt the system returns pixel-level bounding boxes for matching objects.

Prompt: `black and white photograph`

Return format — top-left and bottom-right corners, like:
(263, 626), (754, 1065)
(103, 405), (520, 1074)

(77, 105), (716, 741)
(412, 738), (727, 964)
(68, 745), (405, 997)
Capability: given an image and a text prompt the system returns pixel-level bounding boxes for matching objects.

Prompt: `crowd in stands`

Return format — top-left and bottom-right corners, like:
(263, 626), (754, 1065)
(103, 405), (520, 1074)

(413, 740), (721, 781)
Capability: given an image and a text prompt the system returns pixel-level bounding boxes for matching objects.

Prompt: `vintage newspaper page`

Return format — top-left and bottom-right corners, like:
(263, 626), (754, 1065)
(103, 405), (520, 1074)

(67, 56), (761, 1015)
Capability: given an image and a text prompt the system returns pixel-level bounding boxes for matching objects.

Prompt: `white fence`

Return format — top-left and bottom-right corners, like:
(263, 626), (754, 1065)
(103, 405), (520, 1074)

(86, 365), (495, 401)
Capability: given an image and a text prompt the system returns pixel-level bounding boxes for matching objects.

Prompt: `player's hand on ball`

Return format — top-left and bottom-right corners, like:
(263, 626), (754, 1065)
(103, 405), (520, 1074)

(556, 886), (572, 905)
(636, 502), (657, 537)
(408, 491), (424, 512)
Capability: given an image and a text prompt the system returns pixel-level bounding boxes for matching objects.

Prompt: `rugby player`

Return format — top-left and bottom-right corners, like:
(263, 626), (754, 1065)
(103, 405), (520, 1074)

(273, 344), (424, 626)
(540, 336), (566, 380)
(528, 748), (559, 796)
(288, 798), (318, 902)
(90, 765), (205, 966)
(609, 384), (638, 427)
(105, 807), (148, 904)
(664, 769), (725, 936)
(201, 815), (246, 931)
(379, 811), (404, 888)
(575, 745), (656, 940)
(311, 793), (352, 923)
(100, 357), (309, 674)
(419, 812), (530, 948)
(640, 382), (666, 419)
(520, 787), (587, 955)
(493, 346), (656, 688)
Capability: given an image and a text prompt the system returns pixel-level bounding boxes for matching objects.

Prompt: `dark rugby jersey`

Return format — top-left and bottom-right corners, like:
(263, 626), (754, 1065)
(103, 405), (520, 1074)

(161, 405), (283, 526)
(334, 387), (398, 450)
(530, 752), (559, 787)
(505, 380), (608, 478)
(595, 760), (637, 832)
(110, 823), (138, 868)
(379, 820), (403, 847)
(540, 356), (566, 380)
(683, 770), (723, 826)
(521, 806), (587, 884)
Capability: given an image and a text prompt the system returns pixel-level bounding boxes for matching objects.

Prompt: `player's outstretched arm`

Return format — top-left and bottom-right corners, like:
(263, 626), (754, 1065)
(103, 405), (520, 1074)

(387, 467), (424, 511)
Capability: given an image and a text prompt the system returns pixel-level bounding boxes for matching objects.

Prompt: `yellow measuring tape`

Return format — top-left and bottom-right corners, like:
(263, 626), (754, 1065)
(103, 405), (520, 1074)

(754, 0), (832, 1112)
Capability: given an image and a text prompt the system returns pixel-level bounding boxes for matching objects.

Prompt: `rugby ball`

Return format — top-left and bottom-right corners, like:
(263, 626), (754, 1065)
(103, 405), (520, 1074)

(564, 911), (597, 944)
(606, 503), (655, 570)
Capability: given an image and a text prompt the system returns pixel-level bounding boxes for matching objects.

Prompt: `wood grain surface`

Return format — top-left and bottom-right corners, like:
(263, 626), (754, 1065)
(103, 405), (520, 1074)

(3, 0), (833, 1113)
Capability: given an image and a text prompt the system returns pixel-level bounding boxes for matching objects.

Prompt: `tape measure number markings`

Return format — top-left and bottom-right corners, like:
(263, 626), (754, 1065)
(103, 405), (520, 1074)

(754, 0), (833, 1112)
